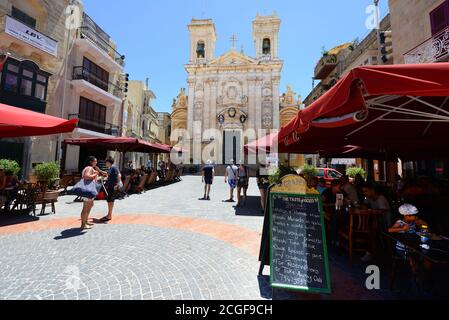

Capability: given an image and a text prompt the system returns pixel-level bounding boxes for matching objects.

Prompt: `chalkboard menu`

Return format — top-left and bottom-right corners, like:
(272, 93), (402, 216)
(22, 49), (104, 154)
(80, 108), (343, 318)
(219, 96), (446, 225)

(269, 193), (331, 294)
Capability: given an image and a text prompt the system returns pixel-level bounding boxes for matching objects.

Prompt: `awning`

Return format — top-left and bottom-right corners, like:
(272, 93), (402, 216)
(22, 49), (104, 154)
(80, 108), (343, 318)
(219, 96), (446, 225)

(0, 103), (78, 138)
(244, 132), (279, 154)
(63, 137), (172, 154)
(278, 63), (449, 158)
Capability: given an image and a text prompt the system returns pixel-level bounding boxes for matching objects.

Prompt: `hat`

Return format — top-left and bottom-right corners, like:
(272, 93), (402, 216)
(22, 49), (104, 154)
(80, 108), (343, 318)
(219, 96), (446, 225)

(399, 204), (419, 216)
(206, 159), (212, 165)
(230, 159), (235, 164)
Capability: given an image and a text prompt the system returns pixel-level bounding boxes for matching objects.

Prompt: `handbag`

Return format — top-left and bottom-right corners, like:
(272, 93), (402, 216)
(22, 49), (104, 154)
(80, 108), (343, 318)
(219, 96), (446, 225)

(69, 178), (99, 199)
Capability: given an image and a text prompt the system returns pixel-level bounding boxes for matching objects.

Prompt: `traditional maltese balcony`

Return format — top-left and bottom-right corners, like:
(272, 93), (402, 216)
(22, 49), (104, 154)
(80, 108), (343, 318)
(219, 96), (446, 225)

(314, 54), (338, 80)
(404, 26), (449, 64)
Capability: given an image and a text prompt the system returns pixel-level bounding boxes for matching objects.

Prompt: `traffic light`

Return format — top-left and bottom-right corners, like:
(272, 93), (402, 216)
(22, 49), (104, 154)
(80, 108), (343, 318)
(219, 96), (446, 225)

(379, 30), (393, 64)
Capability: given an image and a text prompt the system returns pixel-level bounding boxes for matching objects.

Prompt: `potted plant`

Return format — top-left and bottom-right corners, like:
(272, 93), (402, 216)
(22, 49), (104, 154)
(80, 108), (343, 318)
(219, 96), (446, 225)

(34, 162), (60, 189)
(268, 164), (297, 185)
(300, 164), (319, 185)
(346, 167), (367, 179)
(0, 159), (21, 176)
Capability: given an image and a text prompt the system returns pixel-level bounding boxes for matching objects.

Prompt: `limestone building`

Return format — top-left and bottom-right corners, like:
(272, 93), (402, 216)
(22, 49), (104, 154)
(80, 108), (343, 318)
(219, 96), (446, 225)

(0, 0), (74, 177)
(174, 14), (284, 165)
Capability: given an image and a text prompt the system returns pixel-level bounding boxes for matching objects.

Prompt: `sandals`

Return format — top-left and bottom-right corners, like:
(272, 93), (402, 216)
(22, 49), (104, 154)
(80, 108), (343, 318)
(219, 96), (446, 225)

(100, 216), (112, 222)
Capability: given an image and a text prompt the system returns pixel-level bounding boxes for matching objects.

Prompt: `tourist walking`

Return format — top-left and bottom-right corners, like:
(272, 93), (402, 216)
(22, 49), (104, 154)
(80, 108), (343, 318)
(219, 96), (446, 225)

(224, 159), (238, 202)
(199, 160), (214, 201)
(236, 162), (249, 207)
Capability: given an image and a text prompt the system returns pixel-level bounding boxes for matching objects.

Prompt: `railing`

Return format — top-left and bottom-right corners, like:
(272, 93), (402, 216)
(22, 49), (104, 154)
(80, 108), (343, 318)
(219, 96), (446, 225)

(78, 26), (125, 67)
(314, 54), (338, 79)
(404, 26), (449, 64)
(72, 66), (122, 98)
(69, 114), (120, 136)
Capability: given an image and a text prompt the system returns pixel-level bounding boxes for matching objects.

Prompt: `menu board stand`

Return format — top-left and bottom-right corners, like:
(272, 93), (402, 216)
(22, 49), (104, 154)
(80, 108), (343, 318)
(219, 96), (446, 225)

(258, 174), (331, 296)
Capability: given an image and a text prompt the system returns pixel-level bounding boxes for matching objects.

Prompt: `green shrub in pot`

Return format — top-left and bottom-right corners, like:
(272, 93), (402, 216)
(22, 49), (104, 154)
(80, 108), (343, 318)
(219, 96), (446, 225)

(34, 162), (60, 189)
(0, 159), (21, 176)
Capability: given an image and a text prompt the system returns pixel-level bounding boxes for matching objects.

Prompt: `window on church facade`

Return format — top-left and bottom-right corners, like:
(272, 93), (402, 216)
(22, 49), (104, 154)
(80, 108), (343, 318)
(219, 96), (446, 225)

(263, 38), (271, 55)
(197, 41), (205, 58)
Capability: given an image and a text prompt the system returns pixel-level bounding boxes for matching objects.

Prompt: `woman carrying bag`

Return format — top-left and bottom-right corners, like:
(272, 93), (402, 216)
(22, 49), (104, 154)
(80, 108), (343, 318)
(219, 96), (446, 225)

(70, 156), (101, 230)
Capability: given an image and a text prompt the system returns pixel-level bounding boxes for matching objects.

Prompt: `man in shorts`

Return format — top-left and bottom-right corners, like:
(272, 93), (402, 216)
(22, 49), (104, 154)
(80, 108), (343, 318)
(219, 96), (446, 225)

(100, 157), (121, 222)
(199, 160), (214, 201)
(224, 159), (238, 203)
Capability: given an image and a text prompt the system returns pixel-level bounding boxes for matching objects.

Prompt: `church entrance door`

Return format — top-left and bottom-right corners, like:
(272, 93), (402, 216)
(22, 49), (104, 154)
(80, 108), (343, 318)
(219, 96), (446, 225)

(223, 130), (242, 165)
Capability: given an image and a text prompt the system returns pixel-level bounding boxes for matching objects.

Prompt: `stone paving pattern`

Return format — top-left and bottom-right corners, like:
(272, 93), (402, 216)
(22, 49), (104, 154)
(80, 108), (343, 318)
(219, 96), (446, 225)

(0, 176), (390, 300)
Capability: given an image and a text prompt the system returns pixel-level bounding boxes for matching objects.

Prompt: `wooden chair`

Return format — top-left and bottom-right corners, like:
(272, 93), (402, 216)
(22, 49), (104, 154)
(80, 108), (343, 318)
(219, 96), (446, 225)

(58, 175), (75, 195)
(136, 174), (148, 193)
(145, 171), (158, 189)
(164, 169), (175, 184)
(121, 176), (131, 195)
(338, 208), (384, 265)
(34, 182), (59, 215)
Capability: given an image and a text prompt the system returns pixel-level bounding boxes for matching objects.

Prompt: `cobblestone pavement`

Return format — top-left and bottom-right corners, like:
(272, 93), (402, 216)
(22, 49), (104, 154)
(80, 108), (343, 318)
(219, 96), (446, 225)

(0, 225), (264, 300)
(54, 176), (265, 232)
(0, 176), (388, 300)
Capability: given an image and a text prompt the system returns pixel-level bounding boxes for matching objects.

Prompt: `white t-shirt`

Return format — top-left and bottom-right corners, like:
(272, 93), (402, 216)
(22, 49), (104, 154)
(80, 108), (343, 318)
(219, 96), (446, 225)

(226, 165), (238, 180)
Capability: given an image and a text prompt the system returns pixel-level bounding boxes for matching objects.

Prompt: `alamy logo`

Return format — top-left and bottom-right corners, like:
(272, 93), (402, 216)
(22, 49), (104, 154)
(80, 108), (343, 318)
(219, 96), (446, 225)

(365, 265), (380, 290)
(65, 4), (81, 31)
(64, 265), (82, 292)
(365, 4), (380, 30)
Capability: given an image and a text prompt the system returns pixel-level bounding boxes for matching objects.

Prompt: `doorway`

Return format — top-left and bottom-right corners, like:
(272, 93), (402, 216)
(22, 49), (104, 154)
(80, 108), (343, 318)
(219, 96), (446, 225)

(223, 130), (242, 165)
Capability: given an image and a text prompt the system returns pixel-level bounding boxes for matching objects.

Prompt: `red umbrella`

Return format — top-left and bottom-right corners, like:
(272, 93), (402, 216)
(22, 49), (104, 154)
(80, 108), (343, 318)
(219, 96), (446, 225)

(63, 137), (172, 154)
(278, 63), (449, 158)
(0, 103), (78, 138)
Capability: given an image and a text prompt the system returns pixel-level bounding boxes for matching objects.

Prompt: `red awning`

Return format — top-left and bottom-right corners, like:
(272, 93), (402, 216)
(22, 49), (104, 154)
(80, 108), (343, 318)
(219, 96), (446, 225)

(0, 103), (78, 138)
(278, 63), (449, 158)
(244, 132), (279, 154)
(63, 137), (172, 154)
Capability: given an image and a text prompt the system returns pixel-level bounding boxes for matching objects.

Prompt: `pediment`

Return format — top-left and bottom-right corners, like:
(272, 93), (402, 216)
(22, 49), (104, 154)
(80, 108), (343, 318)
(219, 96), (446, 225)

(210, 50), (257, 66)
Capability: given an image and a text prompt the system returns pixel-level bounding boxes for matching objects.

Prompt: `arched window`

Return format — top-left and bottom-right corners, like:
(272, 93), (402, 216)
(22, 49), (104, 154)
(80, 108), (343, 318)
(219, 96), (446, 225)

(196, 41), (205, 58)
(262, 38), (271, 55)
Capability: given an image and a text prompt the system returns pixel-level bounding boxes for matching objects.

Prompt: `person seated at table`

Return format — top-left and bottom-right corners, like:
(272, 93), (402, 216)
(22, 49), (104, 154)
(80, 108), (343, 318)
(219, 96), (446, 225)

(389, 204), (427, 234)
(322, 179), (342, 204)
(389, 204), (428, 268)
(360, 183), (392, 262)
(363, 183), (392, 228)
(354, 173), (365, 202)
(341, 175), (360, 205)
(317, 178), (328, 195)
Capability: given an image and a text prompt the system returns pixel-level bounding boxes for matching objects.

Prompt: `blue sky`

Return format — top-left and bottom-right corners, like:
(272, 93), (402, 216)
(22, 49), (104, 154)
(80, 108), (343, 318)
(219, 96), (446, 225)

(84, 0), (389, 112)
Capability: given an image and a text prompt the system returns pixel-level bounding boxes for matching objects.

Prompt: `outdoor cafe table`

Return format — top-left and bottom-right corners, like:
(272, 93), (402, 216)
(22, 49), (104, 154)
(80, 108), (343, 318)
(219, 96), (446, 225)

(382, 232), (449, 265)
(323, 204), (385, 248)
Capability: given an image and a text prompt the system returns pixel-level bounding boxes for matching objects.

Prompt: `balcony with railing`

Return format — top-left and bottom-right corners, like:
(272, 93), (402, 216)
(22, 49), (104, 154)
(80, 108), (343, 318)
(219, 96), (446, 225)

(72, 66), (123, 104)
(404, 26), (449, 64)
(75, 13), (125, 70)
(69, 114), (120, 137)
(314, 54), (338, 79)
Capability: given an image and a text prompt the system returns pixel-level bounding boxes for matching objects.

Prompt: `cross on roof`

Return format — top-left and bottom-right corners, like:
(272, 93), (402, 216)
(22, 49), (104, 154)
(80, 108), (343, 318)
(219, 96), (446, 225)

(230, 34), (238, 50)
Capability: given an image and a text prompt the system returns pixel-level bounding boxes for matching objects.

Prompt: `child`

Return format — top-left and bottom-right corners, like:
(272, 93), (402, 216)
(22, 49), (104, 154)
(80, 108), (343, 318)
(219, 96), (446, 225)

(389, 204), (428, 261)
(389, 204), (427, 234)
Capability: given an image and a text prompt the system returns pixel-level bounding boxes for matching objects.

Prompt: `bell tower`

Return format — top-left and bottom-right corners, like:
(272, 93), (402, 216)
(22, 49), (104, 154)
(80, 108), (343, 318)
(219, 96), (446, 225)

(188, 19), (217, 63)
(252, 13), (281, 59)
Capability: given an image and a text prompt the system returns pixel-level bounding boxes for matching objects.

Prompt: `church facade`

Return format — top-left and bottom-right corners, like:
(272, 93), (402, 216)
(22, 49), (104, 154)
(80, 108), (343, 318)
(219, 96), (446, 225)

(171, 14), (300, 165)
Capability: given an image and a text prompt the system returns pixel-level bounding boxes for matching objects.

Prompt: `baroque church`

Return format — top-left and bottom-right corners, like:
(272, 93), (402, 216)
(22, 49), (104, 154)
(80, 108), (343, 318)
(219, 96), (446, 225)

(171, 13), (301, 165)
